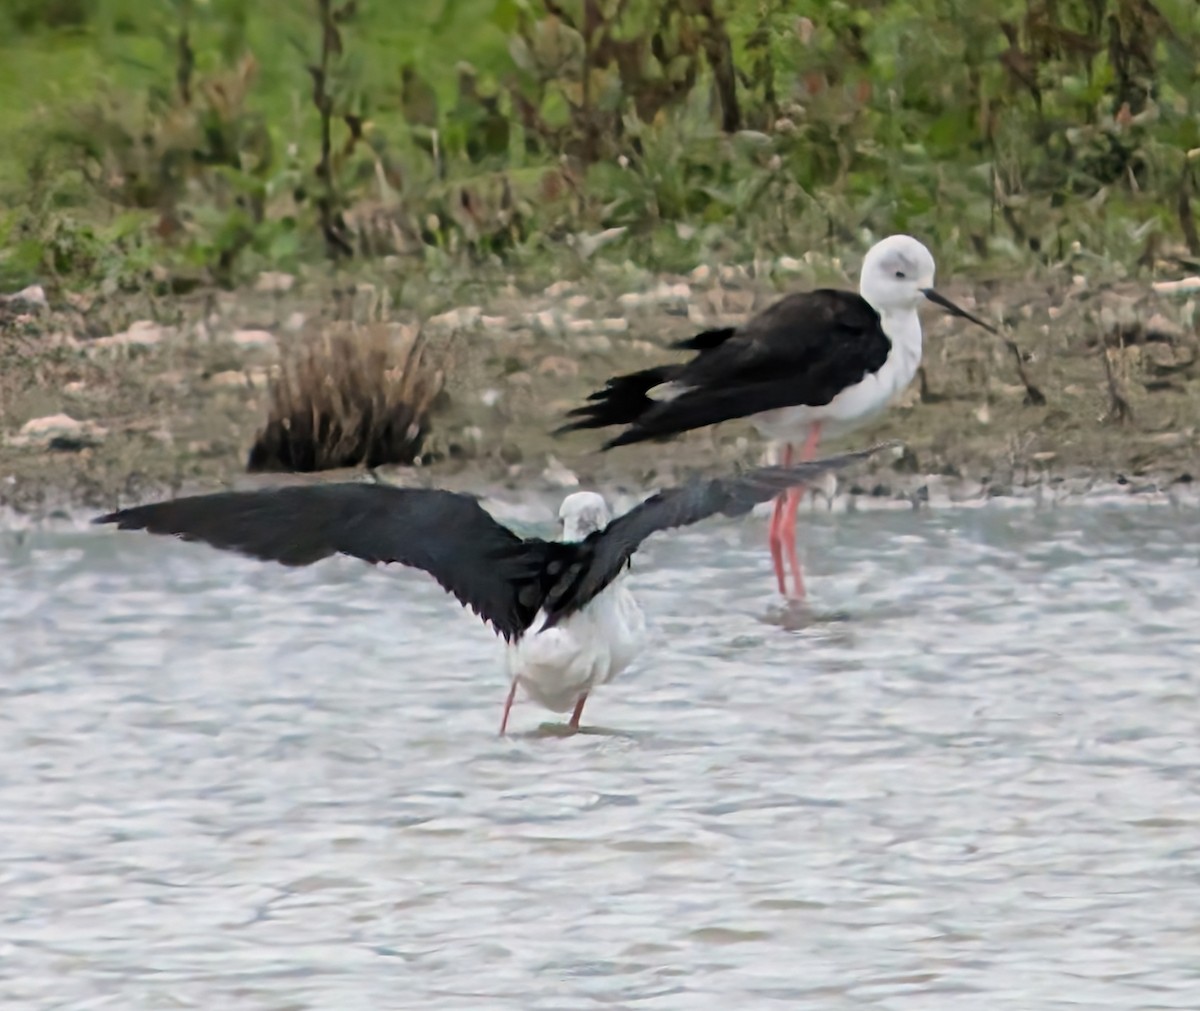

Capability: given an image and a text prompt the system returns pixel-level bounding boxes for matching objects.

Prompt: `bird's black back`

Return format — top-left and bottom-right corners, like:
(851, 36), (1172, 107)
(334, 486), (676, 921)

(558, 289), (890, 448)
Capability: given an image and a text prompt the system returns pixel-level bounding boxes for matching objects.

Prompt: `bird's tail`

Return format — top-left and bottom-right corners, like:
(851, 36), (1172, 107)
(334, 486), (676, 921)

(552, 365), (678, 439)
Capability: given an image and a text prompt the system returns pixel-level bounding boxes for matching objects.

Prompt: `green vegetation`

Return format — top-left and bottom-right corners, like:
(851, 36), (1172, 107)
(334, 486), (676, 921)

(1, 0), (1198, 293)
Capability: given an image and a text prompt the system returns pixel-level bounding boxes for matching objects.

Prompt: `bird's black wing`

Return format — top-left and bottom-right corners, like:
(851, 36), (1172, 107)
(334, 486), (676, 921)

(94, 483), (553, 641)
(559, 290), (891, 448)
(673, 289), (886, 386)
(538, 443), (892, 627)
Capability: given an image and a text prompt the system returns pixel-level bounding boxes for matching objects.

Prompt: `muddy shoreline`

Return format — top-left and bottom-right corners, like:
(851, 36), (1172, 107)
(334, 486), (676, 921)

(2, 261), (1198, 524)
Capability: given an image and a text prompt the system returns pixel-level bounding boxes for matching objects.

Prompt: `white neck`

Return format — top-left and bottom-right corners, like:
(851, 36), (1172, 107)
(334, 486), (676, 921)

(874, 307), (924, 408)
(880, 307), (922, 361)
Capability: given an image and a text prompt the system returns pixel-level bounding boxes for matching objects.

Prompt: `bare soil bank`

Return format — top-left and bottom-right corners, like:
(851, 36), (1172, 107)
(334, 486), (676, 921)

(2, 263), (1197, 521)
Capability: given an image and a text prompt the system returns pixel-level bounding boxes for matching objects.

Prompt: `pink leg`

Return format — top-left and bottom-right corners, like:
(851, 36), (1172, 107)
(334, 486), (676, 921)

(780, 487), (806, 600)
(571, 691), (590, 730)
(780, 423), (823, 601)
(499, 680), (518, 735)
(568, 693), (589, 730)
(767, 444), (795, 596)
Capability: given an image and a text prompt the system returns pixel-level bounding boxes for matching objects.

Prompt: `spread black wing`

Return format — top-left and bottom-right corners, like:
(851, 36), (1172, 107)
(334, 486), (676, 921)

(557, 289), (889, 448)
(537, 442), (892, 628)
(93, 483), (554, 641)
(95, 445), (889, 637)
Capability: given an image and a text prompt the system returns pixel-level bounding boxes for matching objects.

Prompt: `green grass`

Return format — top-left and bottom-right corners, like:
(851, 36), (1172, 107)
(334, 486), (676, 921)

(0, 0), (1197, 292)
(0, 35), (101, 194)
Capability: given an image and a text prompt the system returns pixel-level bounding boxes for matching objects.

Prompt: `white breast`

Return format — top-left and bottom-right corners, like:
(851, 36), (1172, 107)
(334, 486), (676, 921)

(506, 581), (648, 713)
(751, 310), (923, 444)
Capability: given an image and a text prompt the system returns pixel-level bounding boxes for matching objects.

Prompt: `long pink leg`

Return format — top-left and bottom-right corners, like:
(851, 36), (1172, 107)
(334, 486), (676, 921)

(781, 487), (807, 600)
(767, 443), (795, 595)
(780, 423), (823, 601)
(499, 680), (518, 735)
(568, 693), (589, 730)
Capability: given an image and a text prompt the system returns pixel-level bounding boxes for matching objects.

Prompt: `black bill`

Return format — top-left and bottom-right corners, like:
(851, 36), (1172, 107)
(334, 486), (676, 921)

(920, 288), (997, 334)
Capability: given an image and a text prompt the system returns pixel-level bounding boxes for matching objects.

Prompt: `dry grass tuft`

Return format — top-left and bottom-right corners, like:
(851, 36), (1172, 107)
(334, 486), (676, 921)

(247, 322), (445, 473)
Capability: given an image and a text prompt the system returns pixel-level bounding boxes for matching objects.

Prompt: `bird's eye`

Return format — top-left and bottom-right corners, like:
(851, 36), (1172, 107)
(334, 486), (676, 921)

(894, 270), (906, 279)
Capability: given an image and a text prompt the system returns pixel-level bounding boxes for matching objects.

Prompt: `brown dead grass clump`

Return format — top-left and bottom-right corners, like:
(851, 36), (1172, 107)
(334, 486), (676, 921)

(247, 322), (445, 473)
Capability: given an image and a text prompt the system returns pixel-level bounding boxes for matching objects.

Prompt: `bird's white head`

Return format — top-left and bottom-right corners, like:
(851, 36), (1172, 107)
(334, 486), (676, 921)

(858, 234), (998, 332)
(558, 491), (610, 542)
(858, 234), (937, 313)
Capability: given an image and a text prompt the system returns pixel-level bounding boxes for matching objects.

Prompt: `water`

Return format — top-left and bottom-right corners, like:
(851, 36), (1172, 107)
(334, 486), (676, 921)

(2, 501), (1200, 1010)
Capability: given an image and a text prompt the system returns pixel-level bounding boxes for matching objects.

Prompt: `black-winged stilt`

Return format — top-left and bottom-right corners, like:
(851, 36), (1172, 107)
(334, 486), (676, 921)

(93, 445), (889, 732)
(557, 234), (996, 601)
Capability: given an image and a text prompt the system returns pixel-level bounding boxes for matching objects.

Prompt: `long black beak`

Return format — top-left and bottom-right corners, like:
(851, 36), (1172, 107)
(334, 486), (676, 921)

(921, 288), (997, 334)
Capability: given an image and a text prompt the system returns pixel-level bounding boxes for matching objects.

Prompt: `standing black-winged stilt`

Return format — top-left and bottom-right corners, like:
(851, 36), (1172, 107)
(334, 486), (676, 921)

(93, 445), (889, 733)
(556, 234), (997, 601)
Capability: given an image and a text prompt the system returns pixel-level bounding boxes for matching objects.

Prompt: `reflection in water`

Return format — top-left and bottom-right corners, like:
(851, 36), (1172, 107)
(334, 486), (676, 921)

(2, 504), (1199, 1009)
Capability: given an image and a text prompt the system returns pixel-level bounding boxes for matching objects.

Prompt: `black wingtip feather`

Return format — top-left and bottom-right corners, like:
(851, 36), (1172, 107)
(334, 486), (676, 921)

(92, 506), (165, 531)
(670, 327), (736, 352)
(553, 366), (677, 437)
(557, 325), (733, 441)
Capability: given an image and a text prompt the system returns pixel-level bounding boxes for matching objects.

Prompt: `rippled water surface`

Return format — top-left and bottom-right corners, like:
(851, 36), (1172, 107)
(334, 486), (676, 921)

(3, 501), (1200, 1010)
